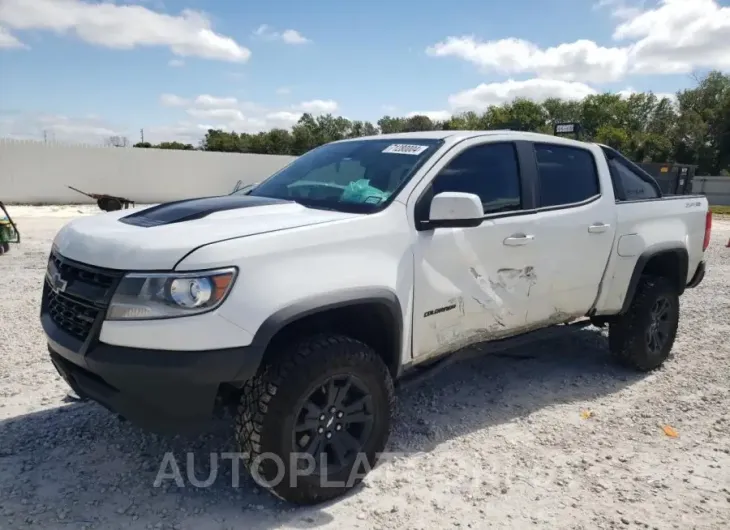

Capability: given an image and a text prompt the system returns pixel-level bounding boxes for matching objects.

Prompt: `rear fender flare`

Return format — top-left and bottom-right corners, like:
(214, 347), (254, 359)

(620, 243), (688, 314)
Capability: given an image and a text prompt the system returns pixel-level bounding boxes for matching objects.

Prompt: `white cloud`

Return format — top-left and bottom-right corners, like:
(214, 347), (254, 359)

(427, 0), (730, 83)
(155, 93), (340, 137)
(168, 58), (185, 67)
(0, 25), (25, 48)
(294, 99), (338, 114)
(276, 87), (291, 95)
(264, 111), (303, 129)
(193, 95), (240, 109)
(0, 112), (126, 144)
(143, 121), (213, 144)
(448, 79), (598, 112)
(160, 94), (245, 109)
(0, 0), (251, 62)
(253, 24), (310, 45)
(281, 29), (309, 45)
(186, 108), (245, 121)
(594, 0), (647, 19)
(0, 98), (338, 145)
(406, 110), (452, 122)
(615, 86), (677, 102)
(615, 0), (730, 75)
(426, 36), (629, 83)
(160, 94), (190, 107)
(0, 102), (318, 145)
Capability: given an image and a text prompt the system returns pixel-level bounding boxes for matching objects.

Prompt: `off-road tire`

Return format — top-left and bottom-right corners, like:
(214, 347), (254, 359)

(235, 334), (395, 505)
(609, 275), (680, 372)
(0, 242), (9, 255)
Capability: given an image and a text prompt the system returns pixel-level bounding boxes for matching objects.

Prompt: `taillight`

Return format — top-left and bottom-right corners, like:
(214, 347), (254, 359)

(703, 210), (712, 251)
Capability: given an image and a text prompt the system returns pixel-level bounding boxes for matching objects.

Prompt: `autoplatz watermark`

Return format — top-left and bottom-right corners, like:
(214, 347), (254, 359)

(153, 450), (569, 492)
(155, 451), (382, 490)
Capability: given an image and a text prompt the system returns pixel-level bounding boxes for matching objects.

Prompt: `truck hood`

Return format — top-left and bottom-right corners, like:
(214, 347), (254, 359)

(53, 195), (359, 270)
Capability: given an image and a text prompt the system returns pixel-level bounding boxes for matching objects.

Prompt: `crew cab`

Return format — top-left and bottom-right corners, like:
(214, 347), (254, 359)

(41, 130), (711, 505)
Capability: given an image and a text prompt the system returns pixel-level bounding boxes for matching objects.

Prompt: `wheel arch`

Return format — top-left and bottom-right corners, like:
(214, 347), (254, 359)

(249, 288), (404, 378)
(620, 243), (688, 314)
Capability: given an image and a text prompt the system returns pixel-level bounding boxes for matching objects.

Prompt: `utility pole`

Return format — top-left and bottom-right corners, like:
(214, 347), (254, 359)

(43, 130), (48, 143)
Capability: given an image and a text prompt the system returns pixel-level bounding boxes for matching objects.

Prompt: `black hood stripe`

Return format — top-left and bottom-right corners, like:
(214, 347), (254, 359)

(119, 195), (291, 227)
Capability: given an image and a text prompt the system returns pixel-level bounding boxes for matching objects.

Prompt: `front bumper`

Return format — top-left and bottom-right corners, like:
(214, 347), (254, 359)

(41, 250), (263, 433)
(46, 324), (262, 433)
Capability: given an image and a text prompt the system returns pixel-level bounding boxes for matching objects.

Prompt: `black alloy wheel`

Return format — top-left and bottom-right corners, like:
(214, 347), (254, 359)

(292, 374), (374, 474)
(646, 296), (672, 354)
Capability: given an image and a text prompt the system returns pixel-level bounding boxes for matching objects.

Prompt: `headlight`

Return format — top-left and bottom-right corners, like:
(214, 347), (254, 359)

(106, 267), (238, 320)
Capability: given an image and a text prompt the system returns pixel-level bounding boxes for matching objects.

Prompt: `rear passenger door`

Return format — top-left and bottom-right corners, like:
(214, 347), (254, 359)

(525, 142), (617, 325)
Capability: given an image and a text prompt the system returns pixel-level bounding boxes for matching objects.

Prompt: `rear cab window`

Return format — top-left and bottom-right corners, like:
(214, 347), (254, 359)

(534, 143), (601, 208)
(599, 147), (661, 201)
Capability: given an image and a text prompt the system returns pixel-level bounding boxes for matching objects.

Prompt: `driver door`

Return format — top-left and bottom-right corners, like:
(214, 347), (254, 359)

(410, 140), (538, 361)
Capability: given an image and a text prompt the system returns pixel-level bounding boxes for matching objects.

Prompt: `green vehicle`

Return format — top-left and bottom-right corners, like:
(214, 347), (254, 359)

(0, 202), (19, 255)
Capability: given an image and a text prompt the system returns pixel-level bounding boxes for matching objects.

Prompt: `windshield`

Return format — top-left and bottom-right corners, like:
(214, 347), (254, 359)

(248, 138), (444, 213)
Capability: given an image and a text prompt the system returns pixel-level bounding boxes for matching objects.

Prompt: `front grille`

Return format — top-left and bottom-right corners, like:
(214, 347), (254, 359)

(43, 252), (123, 342)
(45, 288), (100, 341)
(48, 252), (117, 295)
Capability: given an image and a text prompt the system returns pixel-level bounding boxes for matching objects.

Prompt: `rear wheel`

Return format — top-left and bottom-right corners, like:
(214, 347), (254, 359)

(609, 275), (679, 371)
(0, 242), (9, 255)
(235, 334), (395, 505)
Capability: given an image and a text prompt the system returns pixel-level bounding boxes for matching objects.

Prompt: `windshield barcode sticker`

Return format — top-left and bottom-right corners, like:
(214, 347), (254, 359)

(382, 144), (429, 155)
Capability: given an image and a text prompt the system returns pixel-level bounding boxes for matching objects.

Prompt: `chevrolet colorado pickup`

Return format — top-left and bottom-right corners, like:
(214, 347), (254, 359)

(41, 130), (711, 504)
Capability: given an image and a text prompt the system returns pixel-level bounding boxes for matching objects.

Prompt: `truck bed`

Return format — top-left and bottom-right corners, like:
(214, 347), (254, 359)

(593, 194), (709, 315)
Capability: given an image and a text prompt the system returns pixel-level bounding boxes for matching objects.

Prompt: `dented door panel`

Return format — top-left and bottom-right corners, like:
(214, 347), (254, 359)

(411, 215), (538, 360)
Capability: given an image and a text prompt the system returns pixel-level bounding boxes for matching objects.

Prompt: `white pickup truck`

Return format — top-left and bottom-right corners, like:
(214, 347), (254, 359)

(42, 130), (711, 504)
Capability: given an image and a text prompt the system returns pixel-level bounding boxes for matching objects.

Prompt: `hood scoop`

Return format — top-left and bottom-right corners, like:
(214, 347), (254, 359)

(119, 195), (291, 228)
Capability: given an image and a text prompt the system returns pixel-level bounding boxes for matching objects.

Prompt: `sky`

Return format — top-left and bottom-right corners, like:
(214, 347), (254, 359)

(0, 0), (728, 145)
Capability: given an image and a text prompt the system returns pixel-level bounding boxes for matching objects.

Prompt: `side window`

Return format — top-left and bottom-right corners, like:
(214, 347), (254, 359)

(431, 142), (522, 214)
(608, 158), (659, 201)
(535, 143), (600, 208)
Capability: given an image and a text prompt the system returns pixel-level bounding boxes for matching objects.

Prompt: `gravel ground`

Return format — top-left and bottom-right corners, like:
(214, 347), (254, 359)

(1, 206), (729, 530)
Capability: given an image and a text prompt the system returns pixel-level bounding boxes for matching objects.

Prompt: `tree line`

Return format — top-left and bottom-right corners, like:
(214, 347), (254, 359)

(134, 71), (730, 176)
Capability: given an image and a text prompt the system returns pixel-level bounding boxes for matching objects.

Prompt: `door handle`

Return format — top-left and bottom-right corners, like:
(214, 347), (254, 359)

(588, 223), (610, 234)
(503, 234), (535, 246)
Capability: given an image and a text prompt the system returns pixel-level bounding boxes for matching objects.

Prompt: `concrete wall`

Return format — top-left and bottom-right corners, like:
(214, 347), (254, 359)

(3, 138), (728, 207)
(0, 139), (296, 204)
(692, 176), (730, 206)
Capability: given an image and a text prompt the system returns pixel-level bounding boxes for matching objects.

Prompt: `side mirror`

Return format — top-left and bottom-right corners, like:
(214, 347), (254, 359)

(427, 192), (484, 228)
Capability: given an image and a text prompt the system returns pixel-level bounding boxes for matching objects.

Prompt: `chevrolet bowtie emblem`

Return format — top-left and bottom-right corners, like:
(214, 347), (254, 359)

(50, 272), (68, 293)
(47, 261), (68, 294)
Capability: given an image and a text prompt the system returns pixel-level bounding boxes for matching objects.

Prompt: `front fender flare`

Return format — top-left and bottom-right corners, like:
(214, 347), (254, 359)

(246, 287), (403, 370)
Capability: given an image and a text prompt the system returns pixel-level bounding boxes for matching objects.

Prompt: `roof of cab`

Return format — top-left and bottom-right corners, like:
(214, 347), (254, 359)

(356, 130), (508, 141)
(338, 129), (594, 147)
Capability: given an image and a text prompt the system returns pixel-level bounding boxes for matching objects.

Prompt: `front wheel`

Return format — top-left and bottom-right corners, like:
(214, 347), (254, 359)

(235, 335), (395, 505)
(609, 275), (680, 372)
